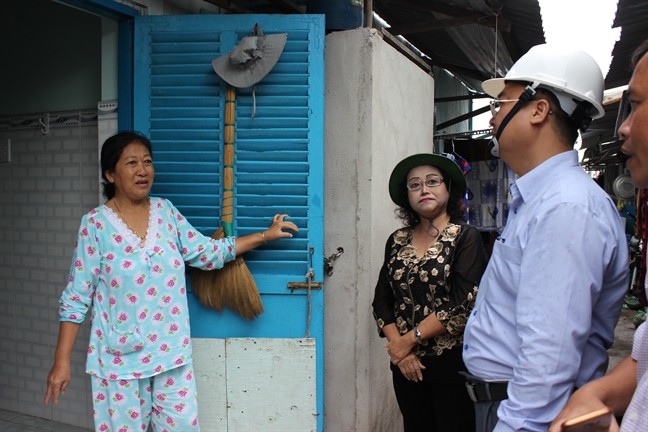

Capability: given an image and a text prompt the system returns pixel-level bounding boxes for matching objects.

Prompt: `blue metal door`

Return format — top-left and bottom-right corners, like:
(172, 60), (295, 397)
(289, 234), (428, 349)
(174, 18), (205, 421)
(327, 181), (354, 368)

(133, 14), (325, 430)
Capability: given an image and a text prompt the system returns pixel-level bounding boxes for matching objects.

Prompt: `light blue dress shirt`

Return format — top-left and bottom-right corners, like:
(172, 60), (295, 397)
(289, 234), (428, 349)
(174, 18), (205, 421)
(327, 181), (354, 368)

(463, 151), (629, 431)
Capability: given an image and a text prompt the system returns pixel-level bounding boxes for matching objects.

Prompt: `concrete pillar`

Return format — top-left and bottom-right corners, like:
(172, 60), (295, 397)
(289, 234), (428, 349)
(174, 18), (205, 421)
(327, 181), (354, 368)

(323, 27), (435, 432)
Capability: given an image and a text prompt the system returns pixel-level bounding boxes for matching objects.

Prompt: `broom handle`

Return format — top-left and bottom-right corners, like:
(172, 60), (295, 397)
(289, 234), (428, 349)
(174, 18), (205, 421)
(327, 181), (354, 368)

(222, 86), (235, 237)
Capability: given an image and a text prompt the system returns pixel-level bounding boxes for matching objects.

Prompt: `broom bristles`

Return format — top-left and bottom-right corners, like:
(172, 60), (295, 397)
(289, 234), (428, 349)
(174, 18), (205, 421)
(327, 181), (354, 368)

(190, 226), (264, 320)
(220, 256), (264, 320)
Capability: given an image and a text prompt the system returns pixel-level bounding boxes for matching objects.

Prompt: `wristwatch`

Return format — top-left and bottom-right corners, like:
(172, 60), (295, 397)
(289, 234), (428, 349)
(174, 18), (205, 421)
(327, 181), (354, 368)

(413, 326), (423, 344)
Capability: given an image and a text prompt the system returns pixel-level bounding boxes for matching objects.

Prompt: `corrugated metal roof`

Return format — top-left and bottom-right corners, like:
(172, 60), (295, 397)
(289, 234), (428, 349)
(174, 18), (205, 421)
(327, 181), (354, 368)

(373, 0), (546, 90)
(373, 3), (480, 72)
(606, 0), (648, 89)
(612, 0), (648, 27)
(503, 0), (545, 58)
(584, 0), (648, 165)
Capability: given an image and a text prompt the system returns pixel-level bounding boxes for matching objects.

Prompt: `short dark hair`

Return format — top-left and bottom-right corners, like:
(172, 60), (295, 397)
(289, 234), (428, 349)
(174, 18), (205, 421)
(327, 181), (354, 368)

(533, 87), (580, 146)
(100, 131), (153, 200)
(506, 80), (580, 146)
(395, 169), (466, 226)
(631, 39), (648, 70)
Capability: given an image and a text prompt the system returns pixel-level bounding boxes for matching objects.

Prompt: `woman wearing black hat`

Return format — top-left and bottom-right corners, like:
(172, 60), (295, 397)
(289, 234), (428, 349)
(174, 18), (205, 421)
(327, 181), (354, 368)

(372, 153), (487, 431)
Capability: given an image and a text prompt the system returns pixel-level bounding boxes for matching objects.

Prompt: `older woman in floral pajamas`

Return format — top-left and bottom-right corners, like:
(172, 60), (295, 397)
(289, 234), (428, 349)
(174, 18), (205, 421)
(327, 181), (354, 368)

(44, 131), (297, 432)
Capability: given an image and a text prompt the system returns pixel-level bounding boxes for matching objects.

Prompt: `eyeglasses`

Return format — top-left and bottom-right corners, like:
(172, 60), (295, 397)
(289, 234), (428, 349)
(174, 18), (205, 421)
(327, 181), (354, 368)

(489, 99), (520, 117)
(407, 177), (444, 191)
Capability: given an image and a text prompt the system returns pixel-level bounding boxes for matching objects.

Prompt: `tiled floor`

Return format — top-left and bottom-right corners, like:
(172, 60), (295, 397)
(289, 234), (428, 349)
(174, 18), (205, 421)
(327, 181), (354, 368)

(0, 409), (91, 432)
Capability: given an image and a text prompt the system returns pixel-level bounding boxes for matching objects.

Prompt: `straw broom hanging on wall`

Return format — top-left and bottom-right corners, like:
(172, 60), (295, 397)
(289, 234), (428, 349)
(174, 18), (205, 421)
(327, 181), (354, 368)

(191, 87), (265, 320)
(193, 24), (291, 320)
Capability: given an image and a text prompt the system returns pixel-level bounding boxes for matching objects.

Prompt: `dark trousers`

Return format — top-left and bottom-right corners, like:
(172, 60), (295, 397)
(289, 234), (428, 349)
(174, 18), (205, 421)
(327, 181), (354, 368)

(474, 400), (501, 432)
(391, 353), (476, 432)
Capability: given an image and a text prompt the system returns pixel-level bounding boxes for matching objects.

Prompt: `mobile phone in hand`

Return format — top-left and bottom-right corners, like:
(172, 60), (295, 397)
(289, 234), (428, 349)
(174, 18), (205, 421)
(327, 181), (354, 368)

(561, 406), (614, 432)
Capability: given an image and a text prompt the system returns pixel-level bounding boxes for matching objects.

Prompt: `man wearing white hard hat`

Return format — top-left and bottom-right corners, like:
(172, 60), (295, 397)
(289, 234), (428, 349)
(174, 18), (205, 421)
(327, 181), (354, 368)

(462, 44), (629, 431)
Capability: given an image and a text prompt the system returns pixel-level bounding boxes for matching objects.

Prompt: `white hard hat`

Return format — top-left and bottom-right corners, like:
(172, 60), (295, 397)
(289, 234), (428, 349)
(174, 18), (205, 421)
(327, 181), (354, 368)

(482, 44), (605, 119)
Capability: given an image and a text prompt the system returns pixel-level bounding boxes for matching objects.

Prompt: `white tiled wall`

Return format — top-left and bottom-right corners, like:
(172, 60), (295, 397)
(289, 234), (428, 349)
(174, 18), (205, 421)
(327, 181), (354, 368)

(0, 111), (100, 429)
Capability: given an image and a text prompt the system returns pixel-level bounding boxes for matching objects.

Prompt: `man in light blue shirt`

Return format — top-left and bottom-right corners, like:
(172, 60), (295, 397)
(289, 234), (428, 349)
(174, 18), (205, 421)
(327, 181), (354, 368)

(463, 44), (629, 431)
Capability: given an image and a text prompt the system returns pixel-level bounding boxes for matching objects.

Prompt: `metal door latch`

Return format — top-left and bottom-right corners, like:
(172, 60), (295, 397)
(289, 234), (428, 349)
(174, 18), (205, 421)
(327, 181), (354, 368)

(287, 280), (322, 290)
(324, 247), (344, 276)
(288, 246), (322, 291)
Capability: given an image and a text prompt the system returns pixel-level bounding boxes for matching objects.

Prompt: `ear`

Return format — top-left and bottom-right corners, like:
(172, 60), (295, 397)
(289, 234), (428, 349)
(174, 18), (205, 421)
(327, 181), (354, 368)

(529, 99), (552, 125)
(104, 171), (114, 183)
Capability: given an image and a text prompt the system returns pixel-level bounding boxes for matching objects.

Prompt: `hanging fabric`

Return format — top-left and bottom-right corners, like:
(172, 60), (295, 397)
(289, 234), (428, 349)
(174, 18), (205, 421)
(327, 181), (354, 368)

(464, 159), (515, 230)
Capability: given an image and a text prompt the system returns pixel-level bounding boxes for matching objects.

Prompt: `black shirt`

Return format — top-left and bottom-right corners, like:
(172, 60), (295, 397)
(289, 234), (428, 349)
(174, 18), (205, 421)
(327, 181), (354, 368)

(372, 220), (487, 357)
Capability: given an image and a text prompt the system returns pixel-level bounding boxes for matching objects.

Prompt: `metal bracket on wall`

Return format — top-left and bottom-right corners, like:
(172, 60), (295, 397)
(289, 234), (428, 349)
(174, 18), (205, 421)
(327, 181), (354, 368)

(324, 247), (344, 276)
(39, 114), (49, 135)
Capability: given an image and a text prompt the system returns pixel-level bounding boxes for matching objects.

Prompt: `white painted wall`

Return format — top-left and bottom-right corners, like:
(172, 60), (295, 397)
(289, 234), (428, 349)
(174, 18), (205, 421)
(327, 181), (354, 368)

(323, 28), (435, 432)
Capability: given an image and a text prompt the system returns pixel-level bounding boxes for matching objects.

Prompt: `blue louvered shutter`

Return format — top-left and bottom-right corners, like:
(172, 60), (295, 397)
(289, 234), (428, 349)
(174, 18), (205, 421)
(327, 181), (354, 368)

(233, 25), (319, 275)
(138, 23), (224, 233)
(133, 15), (325, 341)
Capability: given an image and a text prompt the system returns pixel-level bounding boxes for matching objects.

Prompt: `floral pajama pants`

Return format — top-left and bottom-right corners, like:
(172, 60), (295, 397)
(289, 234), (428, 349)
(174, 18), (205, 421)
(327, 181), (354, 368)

(91, 363), (200, 432)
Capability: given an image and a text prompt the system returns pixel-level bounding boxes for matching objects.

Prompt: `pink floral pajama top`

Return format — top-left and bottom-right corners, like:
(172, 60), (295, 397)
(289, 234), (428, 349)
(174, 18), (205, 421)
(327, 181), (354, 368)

(59, 197), (236, 380)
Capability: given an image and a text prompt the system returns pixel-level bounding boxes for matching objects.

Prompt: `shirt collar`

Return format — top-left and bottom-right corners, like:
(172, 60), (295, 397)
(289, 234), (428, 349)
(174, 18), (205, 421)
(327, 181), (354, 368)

(514, 150), (579, 204)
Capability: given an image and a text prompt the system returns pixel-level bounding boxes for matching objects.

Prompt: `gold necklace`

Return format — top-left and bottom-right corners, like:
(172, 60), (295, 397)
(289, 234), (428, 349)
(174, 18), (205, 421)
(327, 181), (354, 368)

(113, 197), (150, 248)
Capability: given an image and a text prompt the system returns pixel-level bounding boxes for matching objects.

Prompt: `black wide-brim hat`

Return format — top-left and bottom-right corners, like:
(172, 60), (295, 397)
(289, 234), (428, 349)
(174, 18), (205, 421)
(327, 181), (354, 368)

(389, 153), (467, 207)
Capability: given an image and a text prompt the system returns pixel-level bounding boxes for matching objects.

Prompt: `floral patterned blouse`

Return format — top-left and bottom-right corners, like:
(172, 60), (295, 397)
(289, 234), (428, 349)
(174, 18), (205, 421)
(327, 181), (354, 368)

(59, 197), (236, 380)
(372, 220), (487, 357)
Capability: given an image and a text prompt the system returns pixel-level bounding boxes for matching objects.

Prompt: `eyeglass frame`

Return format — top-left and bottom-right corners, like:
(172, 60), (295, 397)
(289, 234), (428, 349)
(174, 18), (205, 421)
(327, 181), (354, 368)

(489, 99), (521, 117)
(406, 176), (445, 191)
(489, 97), (552, 118)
